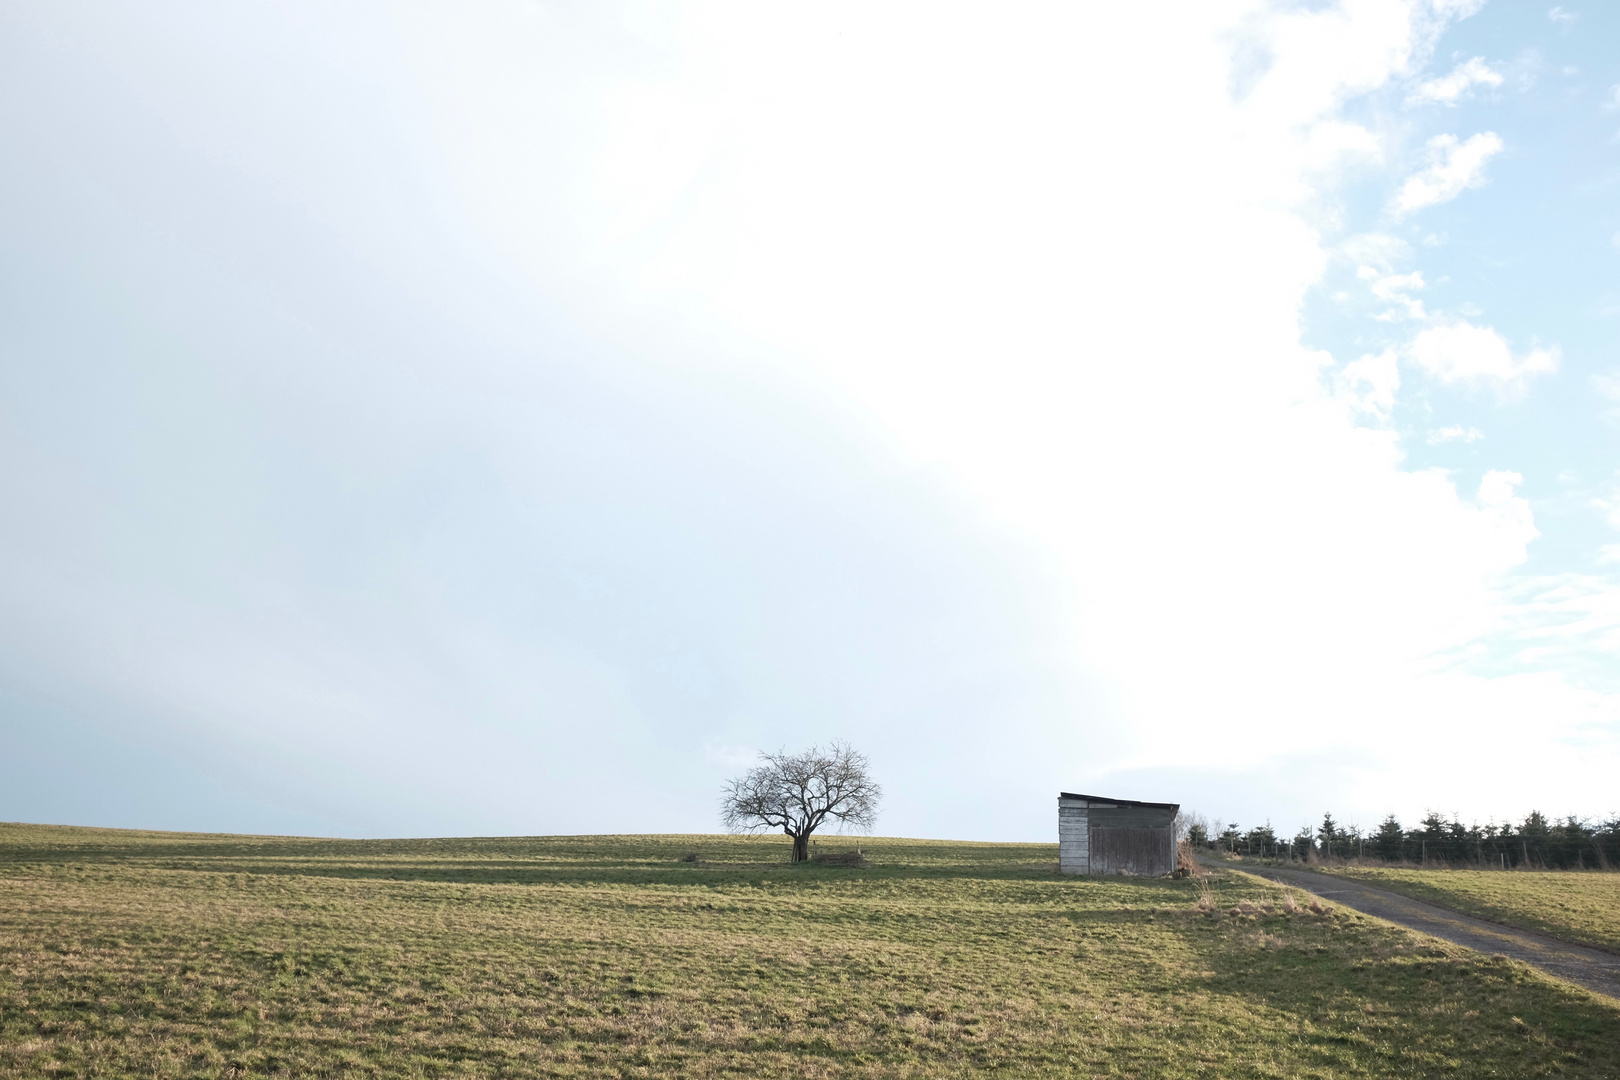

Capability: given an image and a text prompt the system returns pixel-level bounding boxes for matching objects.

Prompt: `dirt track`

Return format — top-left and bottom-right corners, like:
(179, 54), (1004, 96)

(1232, 862), (1620, 1000)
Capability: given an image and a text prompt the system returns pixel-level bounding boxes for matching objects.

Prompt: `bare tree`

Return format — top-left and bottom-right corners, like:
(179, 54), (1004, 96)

(720, 741), (881, 862)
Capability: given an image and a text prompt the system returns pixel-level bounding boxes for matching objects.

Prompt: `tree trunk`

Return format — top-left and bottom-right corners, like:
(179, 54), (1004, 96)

(792, 833), (809, 862)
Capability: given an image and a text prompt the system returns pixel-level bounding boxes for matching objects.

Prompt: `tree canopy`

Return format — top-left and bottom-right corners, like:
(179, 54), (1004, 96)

(720, 741), (881, 862)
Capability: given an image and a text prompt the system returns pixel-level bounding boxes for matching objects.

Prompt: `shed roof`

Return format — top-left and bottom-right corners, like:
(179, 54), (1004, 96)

(1058, 792), (1180, 811)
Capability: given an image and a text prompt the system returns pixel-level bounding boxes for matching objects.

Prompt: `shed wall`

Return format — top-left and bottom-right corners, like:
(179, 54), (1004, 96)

(1058, 804), (1089, 873)
(1088, 826), (1175, 876)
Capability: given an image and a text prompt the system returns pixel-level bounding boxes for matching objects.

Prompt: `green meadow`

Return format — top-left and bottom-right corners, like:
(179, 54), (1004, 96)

(1324, 866), (1620, 954)
(2, 824), (1617, 1078)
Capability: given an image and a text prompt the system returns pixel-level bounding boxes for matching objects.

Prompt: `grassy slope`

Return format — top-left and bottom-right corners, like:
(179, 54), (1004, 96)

(0, 825), (1616, 1079)
(1324, 867), (1620, 954)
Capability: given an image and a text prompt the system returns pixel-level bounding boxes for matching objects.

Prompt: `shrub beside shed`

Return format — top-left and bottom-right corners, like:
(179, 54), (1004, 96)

(1058, 792), (1179, 875)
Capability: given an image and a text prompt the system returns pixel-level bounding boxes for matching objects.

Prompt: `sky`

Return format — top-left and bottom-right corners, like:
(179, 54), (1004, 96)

(1, 0), (1617, 842)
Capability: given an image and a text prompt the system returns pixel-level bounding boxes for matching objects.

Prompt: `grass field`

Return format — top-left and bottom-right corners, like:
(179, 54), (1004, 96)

(2, 824), (1618, 1078)
(1324, 867), (1620, 954)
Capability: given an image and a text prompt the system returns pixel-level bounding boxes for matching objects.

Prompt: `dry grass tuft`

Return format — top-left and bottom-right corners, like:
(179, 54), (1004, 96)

(1175, 839), (1202, 878)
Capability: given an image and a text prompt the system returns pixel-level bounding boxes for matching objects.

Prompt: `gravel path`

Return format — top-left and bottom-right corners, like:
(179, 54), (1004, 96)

(1232, 862), (1620, 1000)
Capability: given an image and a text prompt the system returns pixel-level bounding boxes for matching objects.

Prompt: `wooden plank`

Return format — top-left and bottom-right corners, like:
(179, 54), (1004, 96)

(1088, 826), (1173, 876)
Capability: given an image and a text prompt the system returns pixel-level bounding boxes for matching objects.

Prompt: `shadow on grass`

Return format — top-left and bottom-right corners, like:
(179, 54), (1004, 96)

(2, 854), (1099, 888)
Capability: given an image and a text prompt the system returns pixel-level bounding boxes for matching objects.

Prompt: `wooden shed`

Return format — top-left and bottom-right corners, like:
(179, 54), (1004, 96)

(1058, 792), (1179, 876)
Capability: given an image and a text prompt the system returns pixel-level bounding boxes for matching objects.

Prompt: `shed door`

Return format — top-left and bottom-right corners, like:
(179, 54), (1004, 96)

(1088, 827), (1172, 876)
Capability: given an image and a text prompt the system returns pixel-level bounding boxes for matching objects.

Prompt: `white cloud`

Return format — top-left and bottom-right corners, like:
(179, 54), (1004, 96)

(1359, 266), (1427, 319)
(1407, 320), (1559, 392)
(1428, 425), (1484, 444)
(1340, 234), (1428, 320)
(1342, 232), (1412, 270)
(1495, 571), (1620, 676)
(1298, 121), (1383, 173)
(1337, 350), (1400, 417)
(1393, 132), (1504, 215)
(1408, 57), (1502, 105)
(1547, 7), (1578, 26)
(1432, 0), (1488, 21)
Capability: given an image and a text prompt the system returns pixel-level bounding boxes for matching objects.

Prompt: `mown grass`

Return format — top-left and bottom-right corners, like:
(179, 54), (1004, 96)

(1324, 866), (1620, 954)
(2, 823), (1617, 1078)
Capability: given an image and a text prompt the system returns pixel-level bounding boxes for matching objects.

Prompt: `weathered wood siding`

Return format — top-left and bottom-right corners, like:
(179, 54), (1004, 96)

(1087, 826), (1175, 876)
(1058, 803), (1089, 873)
(1088, 805), (1175, 830)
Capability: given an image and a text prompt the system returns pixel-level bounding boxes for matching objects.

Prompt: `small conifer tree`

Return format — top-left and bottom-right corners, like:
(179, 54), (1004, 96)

(1373, 815), (1405, 862)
